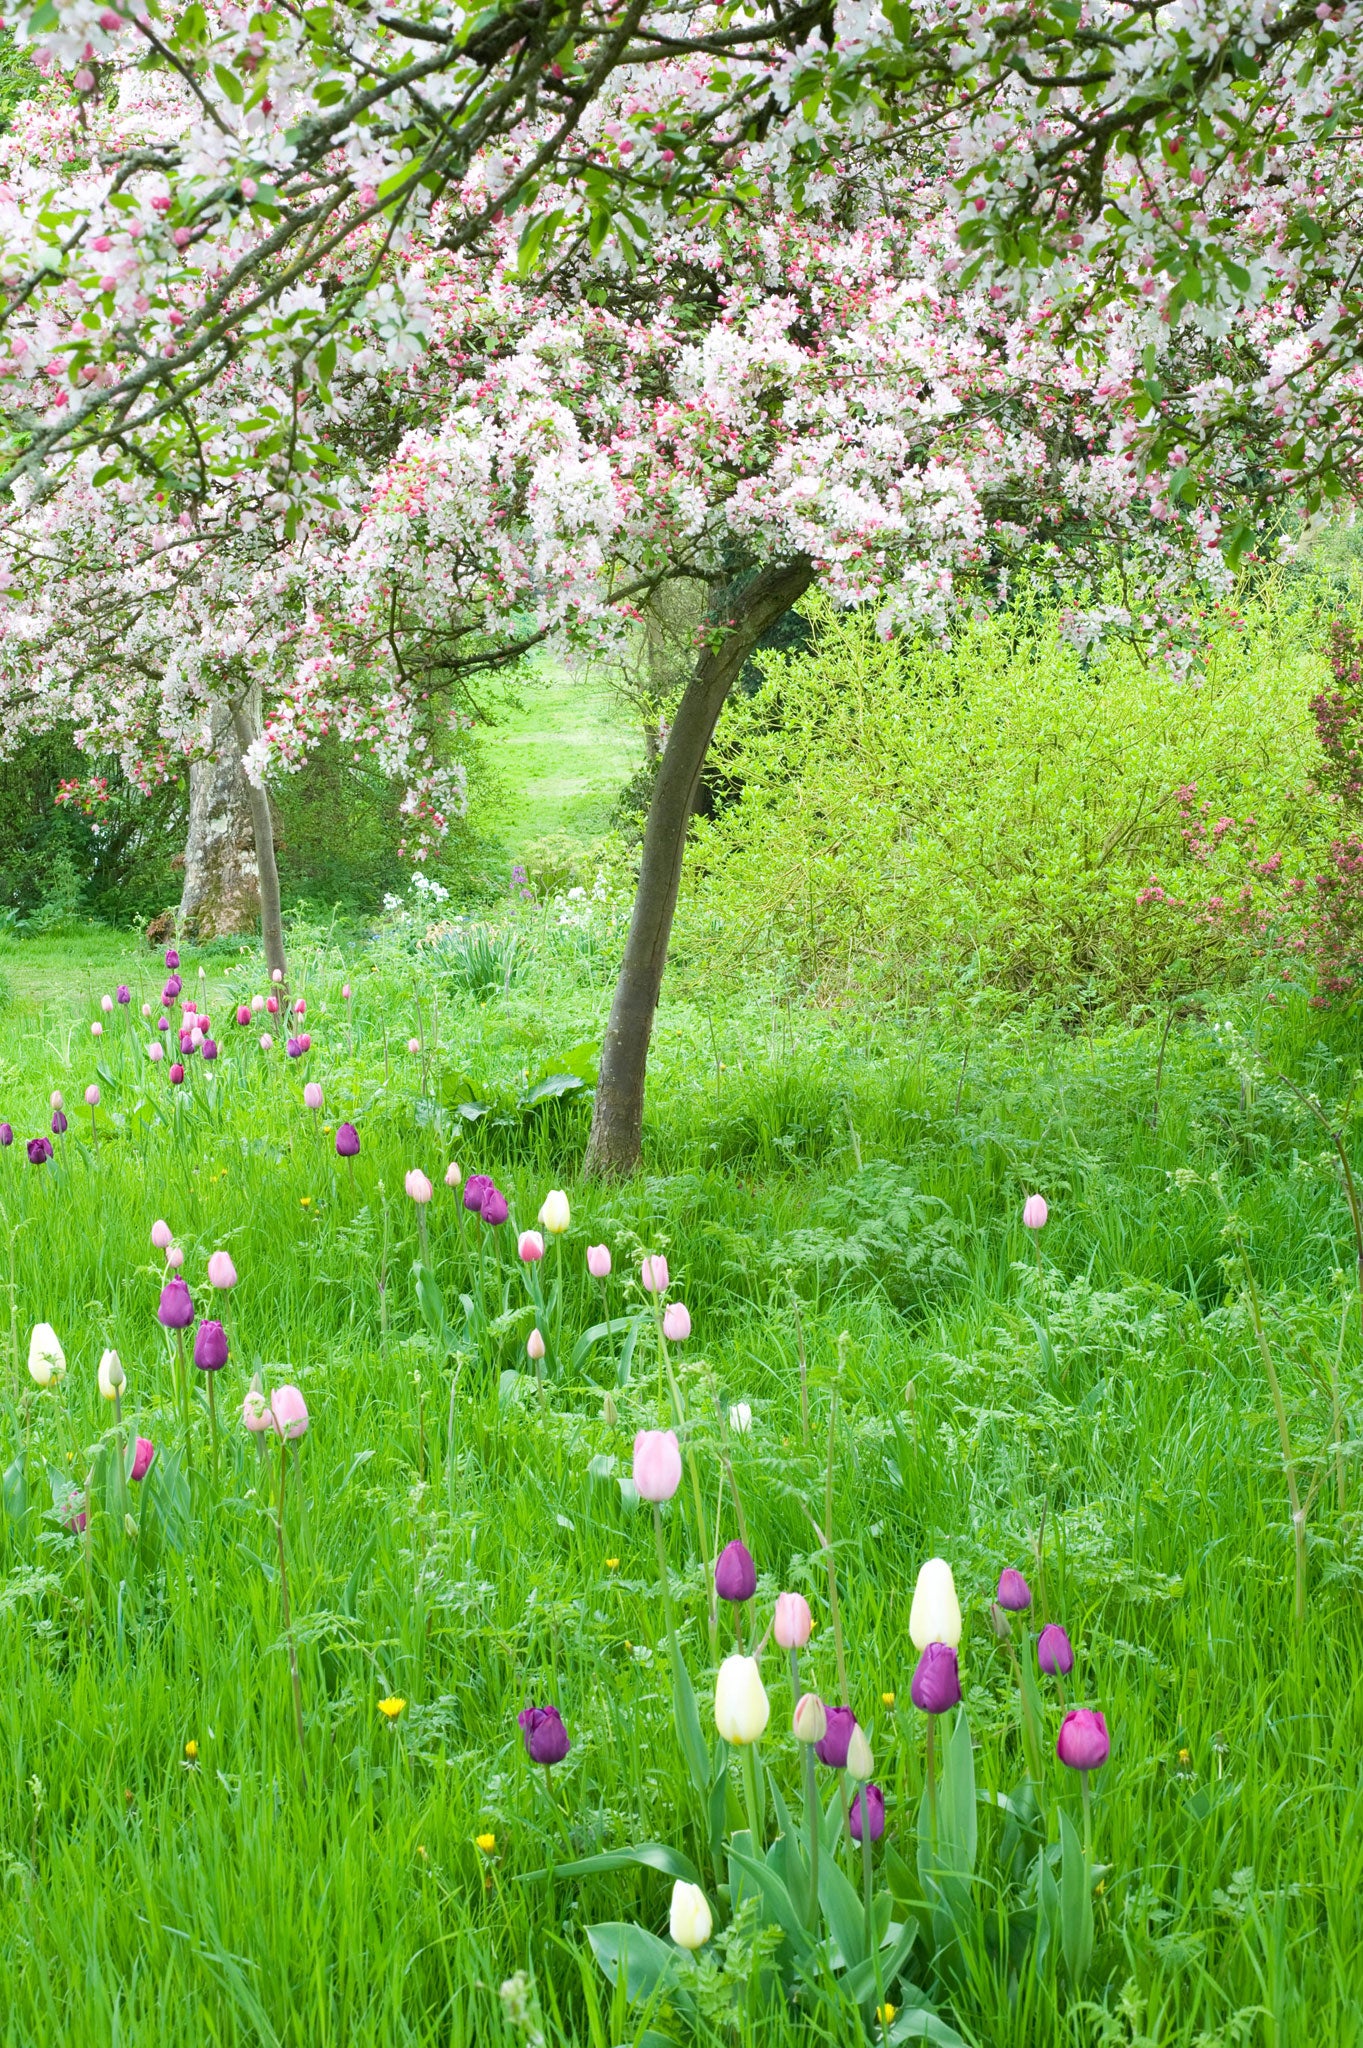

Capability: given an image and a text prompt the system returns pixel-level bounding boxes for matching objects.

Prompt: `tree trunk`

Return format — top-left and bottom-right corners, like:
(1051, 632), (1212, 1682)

(229, 690), (288, 983)
(178, 701), (262, 942)
(585, 555), (815, 1177)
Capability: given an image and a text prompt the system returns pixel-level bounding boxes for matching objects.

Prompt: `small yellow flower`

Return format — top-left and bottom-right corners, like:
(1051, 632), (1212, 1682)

(876, 2004), (896, 2026)
(299, 1195), (312, 1209)
(184, 1740), (198, 1761)
(881, 1692), (895, 1707)
(475, 1831), (496, 1853)
(1178, 1747), (1191, 1764)
(605, 1557), (620, 1570)
(377, 1696), (406, 1720)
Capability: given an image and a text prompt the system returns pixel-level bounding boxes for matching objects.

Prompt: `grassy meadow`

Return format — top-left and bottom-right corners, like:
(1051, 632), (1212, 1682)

(0, 898), (1359, 2048)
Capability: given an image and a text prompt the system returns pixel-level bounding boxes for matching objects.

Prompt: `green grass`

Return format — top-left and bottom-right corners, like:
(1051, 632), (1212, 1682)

(479, 664), (643, 853)
(0, 907), (1360, 2047)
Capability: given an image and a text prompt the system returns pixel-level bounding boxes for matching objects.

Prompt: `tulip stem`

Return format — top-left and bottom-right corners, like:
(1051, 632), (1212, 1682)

(925, 1717), (938, 1853)
(1007, 1630), (1044, 1790)
(207, 1371), (218, 1470)
(741, 1740), (762, 1849)
(1081, 1768), (1093, 1870)
(276, 1436), (309, 1789)
(860, 1807), (882, 2008)
(822, 1386), (850, 1706)
(654, 1309), (716, 1653)
(652, 1502), (677, 1648)
(795, 1645), (821, 1932)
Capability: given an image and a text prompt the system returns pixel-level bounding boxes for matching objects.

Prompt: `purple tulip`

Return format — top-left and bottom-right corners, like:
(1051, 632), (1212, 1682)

(518, 1703), (571, 1766)
(158, 1277), (194, 1329)
(1037, 1624), (1075, 1676)
(27, 1137), (52, 1165)
(169, 1063), (185, 1085)
(336, 1122), (360, 1158)
(0, 1123), (11, 1146)
(116, 985), (131, 1004)
(1056, 1708), (1110, 1772)
(463, 1172), (495, 1215)
(51, 1109), (67, 1135)
(164, 948), (180, 969)
(163, 977), (181, 1002)
(202, 1039), (218, 1060)
(481, 1186), (509, 1227)
(849, 1783), (885, 1841)
(996, 1568), (1032, 1612)
(130, 1436), (156, 1482)
(715, 1538), (757, 1603)
(194, 1320), (229, 1371)
(286, 1036), (302, 1058)
(910, 1642), (962, 1715)
(156, 1015), (169, 1032)
(815, 1705), (857, 1770)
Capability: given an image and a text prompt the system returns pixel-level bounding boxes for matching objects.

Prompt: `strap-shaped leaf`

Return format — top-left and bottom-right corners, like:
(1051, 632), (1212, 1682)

(521, 1841), (697, 1885)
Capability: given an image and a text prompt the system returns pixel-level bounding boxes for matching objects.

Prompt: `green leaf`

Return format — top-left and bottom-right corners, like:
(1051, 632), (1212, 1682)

(1034, 1842), (1061, 1978)
(669, 1636), (712, 1800)
(212, 61), (244, 105)
(413, 1261), (456, 1356)
(585, 1923), (681, 2004)
(937, 1706), (977, 1880)
(886, 2001), (970, 2047)
(818, 1850), (867, 1970)
(519, 1072), (586, 1107)
(2, 1453), (27, 1525)
(1058, 1808), (1093, 1981)
(728, 1846), (812, 1955)
(522, 1842), (697, 1885)
(616, 1307), (649, 1388)
(843, 1912), (917, 2003)
(570, 1315), (641, 1373)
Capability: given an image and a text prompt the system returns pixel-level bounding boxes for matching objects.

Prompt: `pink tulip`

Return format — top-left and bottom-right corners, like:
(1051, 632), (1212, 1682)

(271, 969), (282, 983)
(298, 1033), (311, 1052)
(207, 1250), (237, 1290)
(50, 1091), (63, 1111)
(236, 1004), (251, 1025)
(259, 1033), (273, 1050)
(405, 1168), (433, 1204)
(142, 1001), (152, 1018)
(587, 1244), (611, 1278)
(342, 983), (352, 1000)
(407, 1036), (420, 1055)
(251, 993), (265, 1013)
(303, 1082), (323, 1111)
(84, 1084), (100, 1107)
(633, 1428), (682, 1502)
(518, 1230), (545, 1262)
(641, 1254), (669, 1294)
(242, 1387), (272, 1433)
(294, 999), (306, 1016)
(166, 1245), (185, 1269)
(151, 1218), (172, 1250)
(129, 1436), (156, 1483)
(270, 1385), (309, 1439)
(1022, 1194), (1048, 1231)
(266, 995), (279, 1014)
(148, 1042), (164, 1062)
(527, 1327), (546, 1360)
(773, 1591), (814, 1649)
(100, 994), (114, 1013)
(444, 1161), (461, 1187)
(91, 1020), (103, 1036)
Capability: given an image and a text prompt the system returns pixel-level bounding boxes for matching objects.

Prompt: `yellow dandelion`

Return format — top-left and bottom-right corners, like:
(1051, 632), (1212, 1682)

(881, 1692), (895, 1707)
(184, 1739), (199, 1761)
(299, 1195), (313, 1209)
(377, 1696), (406, 1720)
(876, 2004), (896, 2026)
(1178, 1747), (1191, 1764)
(605, 1557), (620, 1571)
(475, 1831), (496, 1853)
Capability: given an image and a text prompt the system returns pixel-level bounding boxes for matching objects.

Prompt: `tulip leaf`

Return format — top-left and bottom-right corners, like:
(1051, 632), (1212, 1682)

(937, 1706), (977, 1880)
(885, 2000), (971, 2047)
(616, 1307), (649, 1387)
(522, 1841), (698, 1885)
(413, 1261), (457, 1356)
(585, 1922), (683, 2005)
(2, 1453), (26, 1525)
(843, 1912), (918, 2003)
(668, 1636), (712, 1801)
(727, 1846), (812, 1956)
(818, 1850), (867, 1970)
(1033, 1841), (1061, 1978)
(1058, 1808), (1093, 1981)
(570, 1315), (642, 1374)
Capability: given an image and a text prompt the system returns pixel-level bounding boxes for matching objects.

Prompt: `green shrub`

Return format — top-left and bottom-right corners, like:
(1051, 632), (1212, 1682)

(684, 586), (1339, 1007)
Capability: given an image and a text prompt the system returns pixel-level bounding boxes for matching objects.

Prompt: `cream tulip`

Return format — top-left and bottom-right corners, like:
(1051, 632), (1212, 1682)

(539, 1189), (571, 1235)
(28, 1322), (66, 1388)
(669, 1880), (712, 1951)
(97, 1349), (125, 1401)
(909, 1557), (962, 1650)
(714, 1654), (770, 1746)
(846, 1724), (874, 1781)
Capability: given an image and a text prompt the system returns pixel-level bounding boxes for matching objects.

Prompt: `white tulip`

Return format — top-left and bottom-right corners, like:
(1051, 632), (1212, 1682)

(97, 1349), (125, 1401)
(727, 1401), (752, 1434)
(669, 1880), (712, 1951)
(28, 1323), (66, 1388)
(539, 1189), (571, 1235)
(846, 1725), (874, 1781)
(909, 1557), (962, 1650)
(714, 1654), (769, 1746)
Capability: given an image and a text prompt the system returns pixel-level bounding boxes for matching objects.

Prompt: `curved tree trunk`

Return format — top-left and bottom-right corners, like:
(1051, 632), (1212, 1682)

(229, 689), (288, 984)
(179, 700), (261, 942)
(585, 555), (815, 1177)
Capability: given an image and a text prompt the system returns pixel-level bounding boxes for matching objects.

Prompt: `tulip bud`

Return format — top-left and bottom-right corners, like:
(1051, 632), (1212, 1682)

(207, 1250), (237, 1290)
(814, 1705), (856, 1769)
(773, 1591), (812, 1649)
(85, 1084), (100, 1107)
(715, 1538), (757, 1603)
(303, 1082), (323, 1111)
(342, 983), (352, 999)
(539, 1189), (571, 1235)
(527, 1328), (546, 1361)
(640, 1253), (669, 1294)
(1037, 1623), (1075, 1676)
(909, 1557), (962, 1649)
(101, 994), (114, 1013)
(130, 1436), (156, 1482)
(669, 1880), (712, 1951)
(28, 1322), (66, 1387)
(50, 1091), (63, 1111)
(251, 993), (265, 1013)
(518, 1230), (545, 1263)
(259, 1034), (273, 1051)
(242, 1385), (272, 1433)
(632, 1428), (681, 1502)
(1022, 1193), (1048, 1231)
(996, 1568), (1032, 1612)
(166, 1245), (185, 1269)
(662, 1302), (691, 1341)
(517, 1703), (570, 1765)
(407, 1037), (420, 1055)
(792, 1693), (828, 1744)
(444, 1161), (461, 1188)
(601, 1389), (618, 1426)
(1056, 1708), (1110, 1771)
(713, 1654), (769, 1745)
(270, 1384), (309, 1439)
(846, 1724), (874, 1781)
(97, 1348), (124, 1400)
(404, 1168), (433, 1204)
(271, 968), (282, 983)
(194, 1320), (229, 1371)
(727, 1400), (752, 1433)
(91, 1020), (103, 1036)
(849, 1784), (885, 1842)
(586, 1243), (611, 1278)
